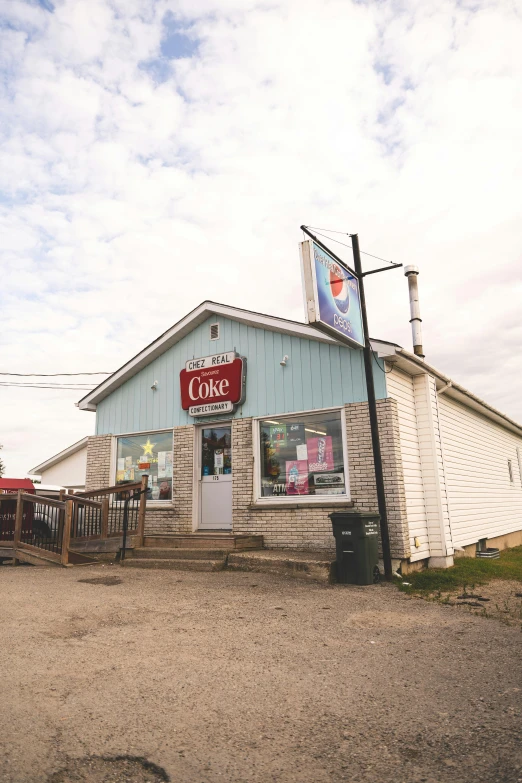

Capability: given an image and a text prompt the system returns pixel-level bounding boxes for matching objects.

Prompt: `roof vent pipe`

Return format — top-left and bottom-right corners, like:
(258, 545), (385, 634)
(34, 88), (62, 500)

(404, 265), (425, 359)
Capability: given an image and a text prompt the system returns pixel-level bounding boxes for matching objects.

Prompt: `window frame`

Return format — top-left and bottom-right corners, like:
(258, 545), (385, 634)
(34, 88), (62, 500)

(111, 427), (174, 506)
(252, 406), (351, 506)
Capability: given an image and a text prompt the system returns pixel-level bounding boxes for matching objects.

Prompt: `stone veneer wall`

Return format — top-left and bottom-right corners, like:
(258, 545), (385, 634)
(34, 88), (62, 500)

(345, 399), (410, 559)
(85, 427), (194, 535)
(85, 435), (112, 491)
(232, 400), (411, 558)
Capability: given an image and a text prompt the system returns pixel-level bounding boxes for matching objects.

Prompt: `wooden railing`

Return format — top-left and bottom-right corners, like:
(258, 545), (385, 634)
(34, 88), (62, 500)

(0, 492), (69, 565)
(73, 476), (148, 546)
(0, 476), (148, 567)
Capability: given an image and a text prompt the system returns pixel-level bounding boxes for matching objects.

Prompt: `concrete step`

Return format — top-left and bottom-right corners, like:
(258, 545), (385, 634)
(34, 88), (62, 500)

(142, 534), (263, 551)
(227, 550), (334, 584)
(123, 558), (226, 571)
(132, 547), (228, 560)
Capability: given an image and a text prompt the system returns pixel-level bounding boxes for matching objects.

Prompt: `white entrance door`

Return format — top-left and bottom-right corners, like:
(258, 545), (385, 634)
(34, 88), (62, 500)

(199, 425), (232, 530)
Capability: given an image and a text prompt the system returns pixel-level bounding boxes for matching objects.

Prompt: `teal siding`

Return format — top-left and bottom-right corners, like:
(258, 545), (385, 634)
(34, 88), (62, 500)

(95, 316), (387, 435)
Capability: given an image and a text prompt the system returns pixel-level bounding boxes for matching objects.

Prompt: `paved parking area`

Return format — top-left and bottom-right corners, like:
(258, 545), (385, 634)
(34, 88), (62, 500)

(1, 564), (521, 782)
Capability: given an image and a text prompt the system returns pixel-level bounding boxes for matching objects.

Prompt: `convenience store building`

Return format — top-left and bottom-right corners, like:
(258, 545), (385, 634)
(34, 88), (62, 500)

(78, 300), (522, 572)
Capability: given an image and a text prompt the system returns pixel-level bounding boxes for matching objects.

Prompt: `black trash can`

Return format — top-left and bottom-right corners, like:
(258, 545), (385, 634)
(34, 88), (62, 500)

(330, 511), (380, 585)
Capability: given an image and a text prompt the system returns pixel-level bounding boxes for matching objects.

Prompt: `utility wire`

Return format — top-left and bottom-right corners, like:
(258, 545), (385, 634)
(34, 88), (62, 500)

(0, 371), (112, 377)
(371, 346), (394, 374)
(0, 383), (95, 390)
(0, 381), (97, 387)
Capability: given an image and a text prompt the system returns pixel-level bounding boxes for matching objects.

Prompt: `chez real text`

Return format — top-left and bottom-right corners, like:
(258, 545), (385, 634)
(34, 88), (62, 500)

(186, 352), (234, 372)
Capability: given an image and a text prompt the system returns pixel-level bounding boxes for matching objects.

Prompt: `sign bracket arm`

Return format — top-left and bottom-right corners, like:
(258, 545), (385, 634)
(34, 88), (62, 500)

(361, 263), (403, 277)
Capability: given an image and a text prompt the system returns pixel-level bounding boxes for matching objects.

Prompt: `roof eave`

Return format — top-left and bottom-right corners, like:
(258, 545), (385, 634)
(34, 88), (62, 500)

(28, 436), (90, 474)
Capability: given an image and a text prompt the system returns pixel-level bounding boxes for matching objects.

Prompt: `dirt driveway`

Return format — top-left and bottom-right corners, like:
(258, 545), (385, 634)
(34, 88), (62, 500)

(1, 564), (521, 783)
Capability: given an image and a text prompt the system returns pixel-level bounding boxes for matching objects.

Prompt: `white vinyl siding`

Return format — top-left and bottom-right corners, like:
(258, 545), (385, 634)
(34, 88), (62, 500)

(438, 394), (522, 547)
(386, 368), (430, 560)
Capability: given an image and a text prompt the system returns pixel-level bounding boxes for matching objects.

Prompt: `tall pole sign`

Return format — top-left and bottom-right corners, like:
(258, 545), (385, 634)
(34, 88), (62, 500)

(300, 225), (401, 581)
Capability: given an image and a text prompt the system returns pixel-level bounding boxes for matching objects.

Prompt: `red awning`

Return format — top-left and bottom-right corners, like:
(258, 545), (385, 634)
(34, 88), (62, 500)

(0, 478), (35, 494)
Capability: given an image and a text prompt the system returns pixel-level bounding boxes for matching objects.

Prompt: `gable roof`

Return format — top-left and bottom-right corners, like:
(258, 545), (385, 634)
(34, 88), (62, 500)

(74, 299), (522, 437)
(77, 300), (371, 412)
(28, 436), (89, 475)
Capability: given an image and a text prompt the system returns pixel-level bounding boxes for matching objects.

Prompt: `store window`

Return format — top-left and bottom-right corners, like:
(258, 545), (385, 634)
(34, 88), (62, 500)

(115, 431), (173, 501)
(258, 410), (347, 499)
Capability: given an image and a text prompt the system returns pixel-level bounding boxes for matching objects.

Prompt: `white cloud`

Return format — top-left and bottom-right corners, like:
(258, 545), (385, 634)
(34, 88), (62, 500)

(1, 0), (521, 476)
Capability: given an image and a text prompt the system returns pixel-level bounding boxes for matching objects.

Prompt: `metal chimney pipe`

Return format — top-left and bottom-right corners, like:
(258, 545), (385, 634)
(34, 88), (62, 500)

(404, 265), (425, 359)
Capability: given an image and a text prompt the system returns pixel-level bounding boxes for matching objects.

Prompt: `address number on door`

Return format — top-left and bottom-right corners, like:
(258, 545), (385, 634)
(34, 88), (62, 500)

(213, 475), (220, 481)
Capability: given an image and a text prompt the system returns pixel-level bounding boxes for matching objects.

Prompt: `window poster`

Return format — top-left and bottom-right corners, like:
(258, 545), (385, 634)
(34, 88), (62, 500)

(157, 451), (167, 478)
(125, 456), (133, 469)
(165, 451), (173, 475)
(296, 443), (308, 461)
(116, 470), (125, 482)
(270, 424), (287, 449)
(285, 460), (309, 495)
(306, 436), (334, 472)
(287, 423), (305, 446)
(117, 458), (125, 472)
(313, 473), (344, 487)
(214, 449), (224, 470)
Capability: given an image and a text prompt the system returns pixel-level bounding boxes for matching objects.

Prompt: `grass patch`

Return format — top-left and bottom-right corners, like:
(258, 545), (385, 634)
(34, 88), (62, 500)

(398, 546), (522, 595)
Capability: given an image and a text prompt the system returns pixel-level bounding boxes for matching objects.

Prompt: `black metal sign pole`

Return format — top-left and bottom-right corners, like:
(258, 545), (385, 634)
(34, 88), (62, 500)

(350, 234), (393, 580)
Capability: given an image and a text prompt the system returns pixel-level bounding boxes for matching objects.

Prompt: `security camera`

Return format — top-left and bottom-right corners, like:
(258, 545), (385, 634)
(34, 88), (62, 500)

(151, 380), (158, 391)
(280, 355), (289, 367)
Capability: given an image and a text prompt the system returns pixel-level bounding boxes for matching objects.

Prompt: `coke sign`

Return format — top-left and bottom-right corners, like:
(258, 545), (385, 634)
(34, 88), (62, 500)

(180, 353), (246, 416)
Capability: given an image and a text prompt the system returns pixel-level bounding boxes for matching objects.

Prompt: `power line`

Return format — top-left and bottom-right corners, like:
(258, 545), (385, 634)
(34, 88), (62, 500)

(0, 371), (112, 377)
(0, 381), (97, 387)
(0, 383), (95, 390)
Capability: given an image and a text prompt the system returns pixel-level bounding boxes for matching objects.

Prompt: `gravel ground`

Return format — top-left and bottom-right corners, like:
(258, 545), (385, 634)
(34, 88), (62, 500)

(1, 563), (521, 783)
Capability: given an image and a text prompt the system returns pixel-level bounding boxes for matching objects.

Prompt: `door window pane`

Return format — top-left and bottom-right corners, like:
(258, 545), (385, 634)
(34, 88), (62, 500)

(259, 411), (346, 498)
(116, 431), (173, 501)
(201, 427), (232, 477)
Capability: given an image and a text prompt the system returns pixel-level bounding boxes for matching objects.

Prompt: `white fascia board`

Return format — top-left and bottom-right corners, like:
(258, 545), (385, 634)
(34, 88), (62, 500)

(28, 436), (90, 474)
(77, 301), (345, 412)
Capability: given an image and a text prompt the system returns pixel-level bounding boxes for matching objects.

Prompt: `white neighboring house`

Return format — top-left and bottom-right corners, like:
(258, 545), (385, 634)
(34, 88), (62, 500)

(29, 437), (88, 492)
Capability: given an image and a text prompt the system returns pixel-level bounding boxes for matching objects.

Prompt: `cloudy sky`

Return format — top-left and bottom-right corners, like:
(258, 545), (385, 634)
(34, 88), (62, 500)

(1, 0), (521, 477)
